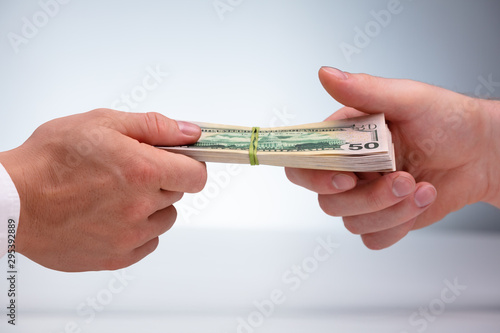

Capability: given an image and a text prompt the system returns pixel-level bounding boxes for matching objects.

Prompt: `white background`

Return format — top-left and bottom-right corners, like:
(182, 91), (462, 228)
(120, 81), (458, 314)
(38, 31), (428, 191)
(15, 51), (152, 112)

(1, 0), (500, 332)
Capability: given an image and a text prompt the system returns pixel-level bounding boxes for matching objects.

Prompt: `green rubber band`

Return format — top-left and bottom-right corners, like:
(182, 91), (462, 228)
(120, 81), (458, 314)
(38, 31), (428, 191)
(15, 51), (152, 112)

(249, 127), (260, 166)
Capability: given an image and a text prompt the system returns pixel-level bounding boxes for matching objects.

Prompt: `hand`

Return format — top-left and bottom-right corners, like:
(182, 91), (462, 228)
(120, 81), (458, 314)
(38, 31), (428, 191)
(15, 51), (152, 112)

(286, 67), (500, 250)
(0, 109), (207, 272)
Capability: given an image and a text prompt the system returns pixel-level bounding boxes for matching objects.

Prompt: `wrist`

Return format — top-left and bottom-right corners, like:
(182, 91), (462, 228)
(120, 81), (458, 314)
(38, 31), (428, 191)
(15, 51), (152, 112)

(0, 149), (25, 204)
(0, 147), (32, 255)
(479, 98), (500, 207)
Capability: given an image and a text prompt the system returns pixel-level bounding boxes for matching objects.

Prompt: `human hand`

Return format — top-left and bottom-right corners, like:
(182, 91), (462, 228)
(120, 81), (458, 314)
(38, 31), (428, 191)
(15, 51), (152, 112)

(286, 67), (500, 249)
(0, 109), (207, 272)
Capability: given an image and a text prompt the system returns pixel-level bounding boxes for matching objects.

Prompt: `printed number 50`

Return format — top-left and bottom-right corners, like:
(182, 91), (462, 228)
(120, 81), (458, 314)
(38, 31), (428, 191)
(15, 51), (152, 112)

(349, 142), (380, 150)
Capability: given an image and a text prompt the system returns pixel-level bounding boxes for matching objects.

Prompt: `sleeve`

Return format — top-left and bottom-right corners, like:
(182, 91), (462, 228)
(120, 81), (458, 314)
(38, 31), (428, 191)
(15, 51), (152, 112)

(0, 163), (20, 258)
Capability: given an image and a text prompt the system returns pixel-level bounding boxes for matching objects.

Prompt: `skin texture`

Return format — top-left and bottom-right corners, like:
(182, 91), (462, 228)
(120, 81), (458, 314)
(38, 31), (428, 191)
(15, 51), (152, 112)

(286, 67), (500, 250)
(0, 109), (207, 272)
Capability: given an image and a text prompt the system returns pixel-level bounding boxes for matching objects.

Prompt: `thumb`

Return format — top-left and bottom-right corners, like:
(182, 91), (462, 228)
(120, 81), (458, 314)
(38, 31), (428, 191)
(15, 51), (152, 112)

(318, 67), (448, 122)
(114, 111), (201, 146)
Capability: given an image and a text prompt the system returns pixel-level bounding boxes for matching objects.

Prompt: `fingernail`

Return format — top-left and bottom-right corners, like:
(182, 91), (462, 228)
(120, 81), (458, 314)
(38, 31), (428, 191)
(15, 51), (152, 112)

(414, 186), (437, 208)
(392, 176), (414, 198)
(177, 121), (200, 137)
(332, 174), (355, 191)
(321, 66), (349, 80)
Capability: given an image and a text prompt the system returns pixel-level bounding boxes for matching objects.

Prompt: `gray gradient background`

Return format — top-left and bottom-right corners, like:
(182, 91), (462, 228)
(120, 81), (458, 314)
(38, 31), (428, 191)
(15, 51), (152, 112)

(1, 0), (499, 332)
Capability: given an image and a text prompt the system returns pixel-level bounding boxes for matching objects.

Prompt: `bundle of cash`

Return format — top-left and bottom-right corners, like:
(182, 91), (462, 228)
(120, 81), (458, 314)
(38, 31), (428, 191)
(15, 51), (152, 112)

(159, 113), (395, 172)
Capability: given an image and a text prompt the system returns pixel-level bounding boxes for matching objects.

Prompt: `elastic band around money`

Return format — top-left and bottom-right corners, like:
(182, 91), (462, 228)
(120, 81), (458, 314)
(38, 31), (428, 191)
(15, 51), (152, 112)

(249, 127), (260, 166)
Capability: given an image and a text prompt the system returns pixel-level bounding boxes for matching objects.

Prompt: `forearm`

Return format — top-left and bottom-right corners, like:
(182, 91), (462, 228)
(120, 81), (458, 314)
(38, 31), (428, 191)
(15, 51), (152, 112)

(481, 98), (500, 208)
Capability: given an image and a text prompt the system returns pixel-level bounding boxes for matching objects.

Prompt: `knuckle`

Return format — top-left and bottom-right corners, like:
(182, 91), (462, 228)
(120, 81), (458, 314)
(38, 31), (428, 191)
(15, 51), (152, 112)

(114, 227), (147, 252)
(144, 112), (161, 136)
(365, 189), (388, 212)
(88, 108), (117, 125)
(124, 158), (158, 185)
(137, 159), (157, 179)
(108, 234), (130, 253)
(120, 198), (154, 224)
(90, 108), (113, 116)
(90, 108), (121, 129)
(129, 227), (149, 245)
(144, 112), (170, 137)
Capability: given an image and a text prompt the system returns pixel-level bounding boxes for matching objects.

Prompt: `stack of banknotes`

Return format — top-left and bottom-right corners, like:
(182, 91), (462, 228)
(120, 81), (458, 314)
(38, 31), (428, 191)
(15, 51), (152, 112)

(160, 113), (395, 172)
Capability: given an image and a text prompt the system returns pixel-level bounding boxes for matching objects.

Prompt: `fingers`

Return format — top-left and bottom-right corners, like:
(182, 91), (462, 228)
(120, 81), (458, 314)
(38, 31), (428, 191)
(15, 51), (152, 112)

(104, 109), (208, 193)
(110, 110), (201, 146)
(108, 237), (160, 271)
(314, 170), (437, 250)
(152, 148), (208, 193)
(342, 182), (435, 234)
(147, 205), (178, 240)
(318, 67), (446, 122)
(318, 172), (417, 217)
(114, 205), (178, 267)
(118, 139), (207, 194)
(149, 190), (183, 214)
(361, 218), (417, 250)
(351, 182), (436, 249)
(285, 167), (357, 194)
(131, 205), (177, 254)
(132, 204), (177, 250)
(131, 237), (160, 266)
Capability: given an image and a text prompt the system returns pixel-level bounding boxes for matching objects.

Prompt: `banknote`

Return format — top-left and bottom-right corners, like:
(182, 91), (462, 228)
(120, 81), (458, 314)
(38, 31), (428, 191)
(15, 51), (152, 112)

(159, 113), (396, 172)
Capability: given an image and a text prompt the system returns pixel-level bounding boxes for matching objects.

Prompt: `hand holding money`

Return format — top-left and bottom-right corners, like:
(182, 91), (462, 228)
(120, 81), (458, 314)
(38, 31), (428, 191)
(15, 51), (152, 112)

(284, 66), (500, 250)
(160, 113), (395, 172)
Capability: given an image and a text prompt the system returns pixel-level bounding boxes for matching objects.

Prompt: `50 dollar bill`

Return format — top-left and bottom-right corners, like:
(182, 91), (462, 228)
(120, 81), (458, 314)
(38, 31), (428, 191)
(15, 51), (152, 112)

(159, 113), (395, 172)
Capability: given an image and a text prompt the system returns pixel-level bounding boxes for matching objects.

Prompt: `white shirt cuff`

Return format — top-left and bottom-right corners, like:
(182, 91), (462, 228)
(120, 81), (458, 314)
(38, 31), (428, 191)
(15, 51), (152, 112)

(0, 163), (20, 258)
